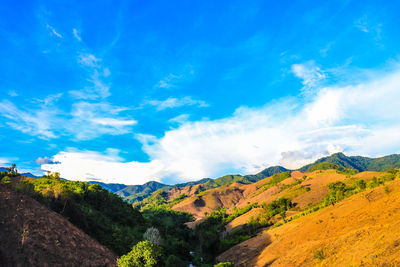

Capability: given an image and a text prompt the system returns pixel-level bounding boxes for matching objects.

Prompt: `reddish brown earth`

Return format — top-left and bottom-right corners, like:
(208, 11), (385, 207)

(0, 183), (117, 267)
(172, 170), (350, 222)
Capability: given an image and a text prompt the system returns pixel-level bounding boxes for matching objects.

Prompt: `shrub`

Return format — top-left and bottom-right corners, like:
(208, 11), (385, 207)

(1, 176), (11, 184)
(214, 262), (234, 267)
(314, 249), (325, 260)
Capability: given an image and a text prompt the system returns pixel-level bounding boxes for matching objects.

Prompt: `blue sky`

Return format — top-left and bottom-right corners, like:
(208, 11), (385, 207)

(1, 0), (400, 184)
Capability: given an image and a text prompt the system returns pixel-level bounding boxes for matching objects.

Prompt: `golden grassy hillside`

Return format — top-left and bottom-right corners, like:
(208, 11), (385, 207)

(218, 178), (400, 266)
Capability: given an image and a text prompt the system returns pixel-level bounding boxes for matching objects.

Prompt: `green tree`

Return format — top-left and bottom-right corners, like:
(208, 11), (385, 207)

(117, 241), (163, 267)
(165, 254), (186, 267)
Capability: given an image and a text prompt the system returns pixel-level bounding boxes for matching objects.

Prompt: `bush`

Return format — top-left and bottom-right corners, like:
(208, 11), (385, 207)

(214, 262), (234, 267)
(117, 240), (163, 267)
(314, 249), (325, 260)
(1, 176), (11, 184)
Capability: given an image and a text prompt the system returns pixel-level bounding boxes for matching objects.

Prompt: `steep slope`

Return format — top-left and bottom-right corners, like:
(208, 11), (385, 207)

(0, 183), (117, 266)
(217, 178), (400, 266)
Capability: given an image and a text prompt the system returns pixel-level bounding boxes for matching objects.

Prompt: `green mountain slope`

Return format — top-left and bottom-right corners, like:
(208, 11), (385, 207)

(300, 153), (400, 172)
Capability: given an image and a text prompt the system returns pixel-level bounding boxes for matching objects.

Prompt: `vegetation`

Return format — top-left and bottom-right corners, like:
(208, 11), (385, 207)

(300, 152), (400, 172)
(117, 240), (163, 267)
(194, 198), (293, 264)
(14, 177), (146, 255)
(306, 162), (358, 175)
(314, 249), (325, 260)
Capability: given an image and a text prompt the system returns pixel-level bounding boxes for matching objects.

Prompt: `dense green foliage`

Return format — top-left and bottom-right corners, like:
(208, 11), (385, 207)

(300, 152), (400, 172)
(15, 177), (146, 255)
(117, 240), (163, 267)
(306, 162), (358, 175)
(140, 205), (194, 266)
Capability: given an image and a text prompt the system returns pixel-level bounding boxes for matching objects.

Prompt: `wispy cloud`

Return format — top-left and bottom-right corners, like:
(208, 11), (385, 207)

(72, 28), (81, 41)
(155, 73), (182, 89)
(42, 63), (400, 184)
(354, 15), (383, 42)
(46, 24), (62, 38)
(70, 54), (111, 100)
(0, 98), (136, 140)
(0, 157), (18, 166)
(0, 98), (61, 139)
(7, 90), (18, 97)
(78, 53), (100, 67)
(291, 61), (326, 92)
(68, 101), (137, 140)
(143, 96), (209, 111)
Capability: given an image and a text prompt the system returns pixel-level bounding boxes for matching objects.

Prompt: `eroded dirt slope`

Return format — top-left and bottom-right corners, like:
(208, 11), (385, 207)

(0, 183), (117, 267)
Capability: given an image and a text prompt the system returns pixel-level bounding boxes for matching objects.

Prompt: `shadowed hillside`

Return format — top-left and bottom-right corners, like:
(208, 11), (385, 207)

(0, 183), (117, 266)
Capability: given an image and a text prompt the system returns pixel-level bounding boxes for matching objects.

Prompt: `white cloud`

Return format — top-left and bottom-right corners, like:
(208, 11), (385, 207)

(291, 61), (326, 90)
(0, 157), (18, 166)
(68, 101), (136, 140)
(0, 97), (136, 140)
(42, 64), (400, 184)
(0, 99), (61, 139)
(144, 96), (209, 111)
(155, 74), (182, 89)
(41, 149), (164, 184)
(72, 28), (81, 41)
(46, 24), (62, 38)
(78, 53), (100, 67)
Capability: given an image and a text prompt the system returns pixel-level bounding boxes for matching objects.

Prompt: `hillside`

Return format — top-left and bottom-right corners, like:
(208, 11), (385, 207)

(217, 177), (400, 266)
(0, 182), (117, 266)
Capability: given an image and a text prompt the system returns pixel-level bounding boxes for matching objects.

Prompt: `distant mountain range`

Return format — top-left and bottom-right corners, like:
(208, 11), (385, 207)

(2, 152), (399, 204)
(98, 152), (400, 203)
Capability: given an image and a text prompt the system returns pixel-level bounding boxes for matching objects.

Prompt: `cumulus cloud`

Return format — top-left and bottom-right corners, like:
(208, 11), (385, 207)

(41, 64), (400, 184)
(41, 149), (164, 184)
(144, 96), (209, 111)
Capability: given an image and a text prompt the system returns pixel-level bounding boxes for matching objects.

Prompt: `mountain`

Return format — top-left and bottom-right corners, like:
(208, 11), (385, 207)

(300, 152), (400, 172)
(20, 172), (40, 178)
(115, 181), (173, 203)
(114, 166), (289, 204)
(89, 181), (128, 193)
(0, 182), (117, 266)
